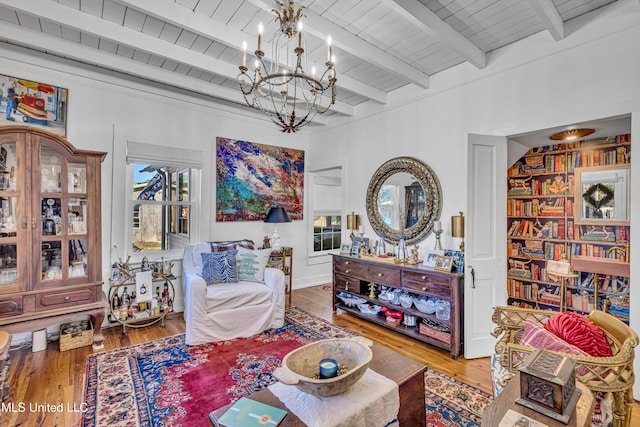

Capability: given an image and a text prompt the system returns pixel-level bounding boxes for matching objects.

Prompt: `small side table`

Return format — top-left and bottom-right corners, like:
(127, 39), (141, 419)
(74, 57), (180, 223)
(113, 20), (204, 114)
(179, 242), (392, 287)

(481, 373), (594, 427)
(269, 247), (293, 306)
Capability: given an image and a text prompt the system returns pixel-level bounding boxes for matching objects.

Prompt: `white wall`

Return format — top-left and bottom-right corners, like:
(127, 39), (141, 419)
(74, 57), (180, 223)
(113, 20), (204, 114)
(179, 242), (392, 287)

(308, 0), (640, 396)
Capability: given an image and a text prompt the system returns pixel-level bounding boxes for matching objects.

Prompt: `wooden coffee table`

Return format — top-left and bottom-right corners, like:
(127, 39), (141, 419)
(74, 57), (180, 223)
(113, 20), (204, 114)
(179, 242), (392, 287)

(481, 372), (595, 427)
(209, 341), (427, 427)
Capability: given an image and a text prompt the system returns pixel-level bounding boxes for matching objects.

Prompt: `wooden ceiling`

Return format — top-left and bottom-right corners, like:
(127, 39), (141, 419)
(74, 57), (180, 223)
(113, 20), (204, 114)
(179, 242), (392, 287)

(0, 0), (620, 129)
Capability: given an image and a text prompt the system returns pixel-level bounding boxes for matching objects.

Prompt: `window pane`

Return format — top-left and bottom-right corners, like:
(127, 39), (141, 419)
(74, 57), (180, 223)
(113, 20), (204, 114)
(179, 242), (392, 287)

(179, 171), (189, 201)
(132, 204), (163, 252)
(313, 215), (341, 252)
(134, 164), (166, 201)
(179, 206), (189, 234)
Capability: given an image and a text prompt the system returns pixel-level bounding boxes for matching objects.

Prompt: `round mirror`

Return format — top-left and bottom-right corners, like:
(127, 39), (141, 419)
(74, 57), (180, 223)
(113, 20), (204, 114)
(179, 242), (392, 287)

(366, 157), (442, 245)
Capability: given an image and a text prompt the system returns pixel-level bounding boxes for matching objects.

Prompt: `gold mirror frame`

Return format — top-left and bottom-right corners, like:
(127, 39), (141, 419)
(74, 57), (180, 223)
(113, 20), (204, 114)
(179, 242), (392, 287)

(365, 156), (442, 245)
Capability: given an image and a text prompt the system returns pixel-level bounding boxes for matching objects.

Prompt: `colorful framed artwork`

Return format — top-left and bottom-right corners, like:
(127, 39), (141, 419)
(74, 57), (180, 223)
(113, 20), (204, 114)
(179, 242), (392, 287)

(0, 74), (68, 137)
(216, 137), (304, 221)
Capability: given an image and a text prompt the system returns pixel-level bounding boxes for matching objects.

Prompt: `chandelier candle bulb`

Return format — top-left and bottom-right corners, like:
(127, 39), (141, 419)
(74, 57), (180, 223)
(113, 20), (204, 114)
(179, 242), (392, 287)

(241, 41), (247, 68)
(327, 35), (332, 62)
(297, 22), (303, 48)
(257, 23), (263, 51)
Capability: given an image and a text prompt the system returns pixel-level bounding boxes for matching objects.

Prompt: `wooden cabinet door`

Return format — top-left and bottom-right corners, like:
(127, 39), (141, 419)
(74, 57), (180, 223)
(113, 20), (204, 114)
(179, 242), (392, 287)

(30, 133), (99, 290)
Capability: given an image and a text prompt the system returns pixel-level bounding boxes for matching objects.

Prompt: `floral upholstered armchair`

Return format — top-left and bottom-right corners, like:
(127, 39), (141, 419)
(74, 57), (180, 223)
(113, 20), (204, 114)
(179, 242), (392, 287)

(491, 306), (638, 427)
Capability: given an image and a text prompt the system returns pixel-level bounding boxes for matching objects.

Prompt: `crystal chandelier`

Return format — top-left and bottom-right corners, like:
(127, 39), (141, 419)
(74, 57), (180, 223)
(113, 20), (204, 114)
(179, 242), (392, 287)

(238, 1), (337, 133)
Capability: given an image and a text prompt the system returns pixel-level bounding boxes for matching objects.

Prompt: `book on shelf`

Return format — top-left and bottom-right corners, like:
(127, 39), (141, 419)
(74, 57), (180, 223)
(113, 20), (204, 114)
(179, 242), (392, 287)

(217, 397), (287, 427)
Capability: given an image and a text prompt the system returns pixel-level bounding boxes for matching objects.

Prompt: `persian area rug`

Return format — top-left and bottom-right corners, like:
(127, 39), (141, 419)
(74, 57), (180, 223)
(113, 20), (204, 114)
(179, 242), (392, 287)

(82, 307), (492, 427)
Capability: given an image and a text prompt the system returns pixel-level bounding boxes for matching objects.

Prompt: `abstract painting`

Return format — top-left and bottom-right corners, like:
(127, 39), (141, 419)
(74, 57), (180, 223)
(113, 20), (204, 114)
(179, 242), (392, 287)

(216, 137), (304, 222)
(0, 74), (68, 137)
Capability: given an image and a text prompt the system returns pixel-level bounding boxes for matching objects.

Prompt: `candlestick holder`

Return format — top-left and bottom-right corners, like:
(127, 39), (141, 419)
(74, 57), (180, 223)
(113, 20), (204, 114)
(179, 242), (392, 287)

(434, 229), (443, 250)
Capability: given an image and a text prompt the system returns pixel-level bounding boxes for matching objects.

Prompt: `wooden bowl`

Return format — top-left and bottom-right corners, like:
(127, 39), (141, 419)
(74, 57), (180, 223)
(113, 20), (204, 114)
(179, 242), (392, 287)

(273, 337), (373, 396)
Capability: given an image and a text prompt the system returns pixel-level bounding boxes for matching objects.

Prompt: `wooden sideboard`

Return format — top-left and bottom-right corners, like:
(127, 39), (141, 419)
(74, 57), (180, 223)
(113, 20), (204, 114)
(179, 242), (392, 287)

(332, 254), (464, 358)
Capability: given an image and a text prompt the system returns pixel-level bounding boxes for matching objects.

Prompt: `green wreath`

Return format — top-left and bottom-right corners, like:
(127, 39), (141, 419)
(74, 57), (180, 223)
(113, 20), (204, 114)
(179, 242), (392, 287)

(582, 183), (614, 210)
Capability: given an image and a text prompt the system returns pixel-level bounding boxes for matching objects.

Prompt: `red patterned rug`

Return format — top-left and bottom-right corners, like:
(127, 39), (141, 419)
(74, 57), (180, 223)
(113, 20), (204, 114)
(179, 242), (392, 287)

(82, 307), (491, 426)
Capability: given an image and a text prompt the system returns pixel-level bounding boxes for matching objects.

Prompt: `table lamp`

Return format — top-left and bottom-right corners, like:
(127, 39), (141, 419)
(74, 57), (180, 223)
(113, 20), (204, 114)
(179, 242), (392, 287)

(264, 207), (292, 251)
(451, 211), (464, 252)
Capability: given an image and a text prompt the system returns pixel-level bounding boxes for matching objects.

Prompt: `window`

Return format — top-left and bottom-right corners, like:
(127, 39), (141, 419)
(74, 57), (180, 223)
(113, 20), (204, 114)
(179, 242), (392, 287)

(313, 215), (341, 252)
(131, 164), (193, 252)
(126, 141), (202, 256)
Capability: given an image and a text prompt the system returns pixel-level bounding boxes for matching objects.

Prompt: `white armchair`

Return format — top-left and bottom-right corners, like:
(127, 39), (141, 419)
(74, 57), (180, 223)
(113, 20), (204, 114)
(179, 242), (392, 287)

(182, 243), (285, 345)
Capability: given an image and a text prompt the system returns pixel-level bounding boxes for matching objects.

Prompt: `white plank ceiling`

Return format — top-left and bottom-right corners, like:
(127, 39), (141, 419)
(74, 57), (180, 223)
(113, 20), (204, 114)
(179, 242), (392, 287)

(0, 0), (620, 128)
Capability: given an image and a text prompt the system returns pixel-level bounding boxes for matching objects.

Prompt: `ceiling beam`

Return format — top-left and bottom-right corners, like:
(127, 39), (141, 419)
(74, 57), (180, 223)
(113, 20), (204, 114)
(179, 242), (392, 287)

(0, 0), (353, 118)
(119, 0), (387, 104)
(245, 0), (431, 89)
(526, 0), (564, 41)
(388, 0), (486, 69)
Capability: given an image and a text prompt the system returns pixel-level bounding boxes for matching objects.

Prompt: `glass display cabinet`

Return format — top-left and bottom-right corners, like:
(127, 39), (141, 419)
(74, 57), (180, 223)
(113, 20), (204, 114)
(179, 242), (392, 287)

(0, 127), (106, 348)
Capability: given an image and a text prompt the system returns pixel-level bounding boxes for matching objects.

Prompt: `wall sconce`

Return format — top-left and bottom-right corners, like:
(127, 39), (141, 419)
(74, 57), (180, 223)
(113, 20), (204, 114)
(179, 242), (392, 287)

(451, 211), (464, 252)
(346, 211), (360, 241)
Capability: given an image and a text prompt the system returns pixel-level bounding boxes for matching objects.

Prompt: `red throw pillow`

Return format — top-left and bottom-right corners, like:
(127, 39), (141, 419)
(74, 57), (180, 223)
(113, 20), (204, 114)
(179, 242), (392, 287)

(544, 312), (612, 357)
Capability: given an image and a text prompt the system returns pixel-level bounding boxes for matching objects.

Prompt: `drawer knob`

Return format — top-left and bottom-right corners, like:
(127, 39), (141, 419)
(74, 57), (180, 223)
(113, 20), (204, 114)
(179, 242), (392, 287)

(421, 287), (427, 291)
(421, 275), (427, 280)
(64, 296), (71, 301)
(377, 273), (383, 277)
(345, 270), (350, 274)
(345, 261), (350, 265)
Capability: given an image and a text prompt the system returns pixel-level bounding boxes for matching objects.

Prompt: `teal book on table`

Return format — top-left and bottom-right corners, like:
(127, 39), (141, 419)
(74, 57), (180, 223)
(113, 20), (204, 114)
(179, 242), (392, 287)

(218, 397), (287, 427)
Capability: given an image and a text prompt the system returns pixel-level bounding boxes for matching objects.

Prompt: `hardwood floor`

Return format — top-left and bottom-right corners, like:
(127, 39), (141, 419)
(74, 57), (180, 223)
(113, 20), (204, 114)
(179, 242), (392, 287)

(3, 284), (639, 426)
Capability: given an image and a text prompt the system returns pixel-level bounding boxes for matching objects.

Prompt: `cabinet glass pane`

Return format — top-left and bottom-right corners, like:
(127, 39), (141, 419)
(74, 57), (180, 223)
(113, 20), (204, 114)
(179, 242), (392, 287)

(0, 196), (17, 237)
(69, 239), (87, 277)
(42, 197), (62, 236)
(41, 146), (61, 192)
(0, 142), (17, 191)
(0, 244), (17, 285)
(68, 198), (87, 234)
(67, 163), (86, 193)
(42, 241), (62, 280)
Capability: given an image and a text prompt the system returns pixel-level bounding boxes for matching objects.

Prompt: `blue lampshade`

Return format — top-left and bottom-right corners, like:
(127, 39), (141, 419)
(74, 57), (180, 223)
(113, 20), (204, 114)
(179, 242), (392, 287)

(264, 207), (292, 223)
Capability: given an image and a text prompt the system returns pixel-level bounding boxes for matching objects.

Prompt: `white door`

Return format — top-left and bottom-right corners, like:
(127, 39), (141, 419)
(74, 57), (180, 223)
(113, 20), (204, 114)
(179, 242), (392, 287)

(464, 134), (508, 359)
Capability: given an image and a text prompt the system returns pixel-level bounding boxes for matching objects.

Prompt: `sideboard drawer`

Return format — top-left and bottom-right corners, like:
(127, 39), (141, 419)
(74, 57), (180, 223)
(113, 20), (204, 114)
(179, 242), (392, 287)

(366, 264), (401, 287)
(0, 297), (23, 317)
(334, 273), (359, 292)
(334, 258), (364, 276)
(36, 288), (97, 311)
(403, 271), (451, 298)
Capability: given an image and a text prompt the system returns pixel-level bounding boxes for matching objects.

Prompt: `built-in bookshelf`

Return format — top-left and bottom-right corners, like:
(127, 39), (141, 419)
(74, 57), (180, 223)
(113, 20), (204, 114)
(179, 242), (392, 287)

(506, 134), (631, 323)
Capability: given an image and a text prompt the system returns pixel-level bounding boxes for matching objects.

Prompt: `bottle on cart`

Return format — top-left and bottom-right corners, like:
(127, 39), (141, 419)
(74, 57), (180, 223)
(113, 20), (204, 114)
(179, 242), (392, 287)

(112, 294), (120, 320)
(131, 290), (137, 307)
(155, 286), (161, 300)
(121, 286), (130, 307)
(162, 283), (169, 299)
